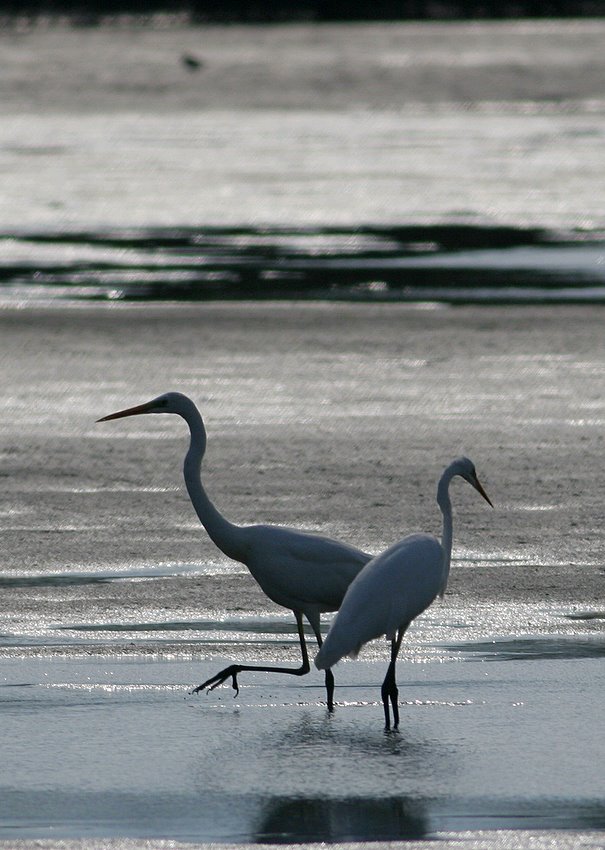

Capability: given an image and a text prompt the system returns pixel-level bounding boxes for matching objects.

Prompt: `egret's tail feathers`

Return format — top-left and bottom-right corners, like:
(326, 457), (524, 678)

(315, 644), (343, 671)
(316, 639), (362, 670)
(314, 649), (327, 670)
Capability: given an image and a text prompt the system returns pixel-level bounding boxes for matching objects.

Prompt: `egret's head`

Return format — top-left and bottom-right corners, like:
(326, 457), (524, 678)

(97, 391), (192, 422)
(453, 456), (493, 507)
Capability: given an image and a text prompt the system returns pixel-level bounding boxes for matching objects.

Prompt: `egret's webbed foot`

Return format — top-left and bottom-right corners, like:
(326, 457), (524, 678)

(191, 665), (240, 697)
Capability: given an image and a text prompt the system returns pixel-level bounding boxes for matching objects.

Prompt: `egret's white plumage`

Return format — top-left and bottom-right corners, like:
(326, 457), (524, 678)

(315, 456), (492, 729)
(315, 533), (443, 669)
(97, 391), (372, 709)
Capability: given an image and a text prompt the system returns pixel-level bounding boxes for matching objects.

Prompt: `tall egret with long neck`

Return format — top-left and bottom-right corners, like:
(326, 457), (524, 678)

(97, 392), (372, 710)
(315, 457), (492, 729)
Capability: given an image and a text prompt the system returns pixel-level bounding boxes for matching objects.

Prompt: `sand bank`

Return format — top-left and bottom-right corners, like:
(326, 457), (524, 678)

(1, 301), (604, 608)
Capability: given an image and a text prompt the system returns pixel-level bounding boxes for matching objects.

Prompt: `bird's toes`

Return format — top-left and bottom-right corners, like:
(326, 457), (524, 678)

(190, 674), (222, 694)
(208, 677), (227, 693)
(188, 666), (240, 697)
(190, 680), (222, 695)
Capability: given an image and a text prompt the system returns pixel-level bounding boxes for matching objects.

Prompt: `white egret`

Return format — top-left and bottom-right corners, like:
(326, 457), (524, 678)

(315, 456), (492, 729)
(97, 392), (372, 710)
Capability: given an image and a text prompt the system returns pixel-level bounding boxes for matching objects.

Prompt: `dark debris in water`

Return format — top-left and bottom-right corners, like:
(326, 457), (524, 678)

(2, 223), (605, 304)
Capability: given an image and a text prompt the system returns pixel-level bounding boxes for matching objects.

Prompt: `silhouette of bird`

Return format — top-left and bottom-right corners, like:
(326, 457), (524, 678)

(181, 53), (204, 72)
(97, 392), (372, 710)
(315, 456), (492, 729)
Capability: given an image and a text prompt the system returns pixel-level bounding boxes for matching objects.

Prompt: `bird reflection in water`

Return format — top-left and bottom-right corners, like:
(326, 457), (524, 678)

(254, 795), (428, 844)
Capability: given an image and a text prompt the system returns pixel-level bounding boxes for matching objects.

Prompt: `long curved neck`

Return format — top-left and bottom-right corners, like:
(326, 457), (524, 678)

(181, 405), (248, 563)
(436, 470), (455, 595)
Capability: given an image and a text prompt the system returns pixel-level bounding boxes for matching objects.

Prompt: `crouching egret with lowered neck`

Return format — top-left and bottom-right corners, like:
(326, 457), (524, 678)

(315, 456), (493, 730)
(97, 391), (373, 710)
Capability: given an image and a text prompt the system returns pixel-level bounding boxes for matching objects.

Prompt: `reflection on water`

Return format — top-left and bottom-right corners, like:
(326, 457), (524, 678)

(0, 565), (197, 587)
(446, 635), (605, 661)
(0, 788), (248, 843)
(4, 786), (605, 843)
(255, 795), (428, 843)
(0, 612), (318, 653)
(4, 787), (605, 843)
(0, 573), (113, 588)
(2, 224), (605, 304)
(254, 795), (605, 842)
(567, 610), (605, 621)
(57, 617), (306, 635)
(436, 798), (605, 832)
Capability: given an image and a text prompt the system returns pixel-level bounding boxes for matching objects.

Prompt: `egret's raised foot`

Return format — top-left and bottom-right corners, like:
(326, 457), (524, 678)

(190, 666), (240, 697)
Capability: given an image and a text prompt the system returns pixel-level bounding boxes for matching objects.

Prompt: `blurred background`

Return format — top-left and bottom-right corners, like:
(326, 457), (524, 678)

(1, 0), (605, 21)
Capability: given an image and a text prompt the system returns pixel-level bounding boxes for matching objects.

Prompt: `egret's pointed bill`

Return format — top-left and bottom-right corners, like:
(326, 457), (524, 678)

(97, 401), (153, 422)
(472, 475), (493, 508)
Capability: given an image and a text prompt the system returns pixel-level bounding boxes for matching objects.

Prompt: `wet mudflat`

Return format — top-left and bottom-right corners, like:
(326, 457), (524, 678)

(1, 301), (605, 849)
(1, 624), (604, 844)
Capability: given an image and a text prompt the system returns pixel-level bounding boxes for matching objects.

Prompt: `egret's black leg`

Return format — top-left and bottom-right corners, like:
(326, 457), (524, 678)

(325, 668), (335, 713)
(191, 612), (310, 696)
(381, 628), (406, 730)
(389, 666), (400, 729)
(381, 663), (394, 729)
(309, 618), (336, 712)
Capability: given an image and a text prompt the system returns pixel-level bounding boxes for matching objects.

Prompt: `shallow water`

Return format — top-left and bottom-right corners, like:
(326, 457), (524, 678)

(2, 226), (605, 305)
(1, 526), (604, 844)
(1, 618), (604, 843)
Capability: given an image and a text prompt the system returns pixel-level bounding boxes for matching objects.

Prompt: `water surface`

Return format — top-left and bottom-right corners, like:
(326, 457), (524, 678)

(2, 225), (605, 305)
(1, 615), (604, 844)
